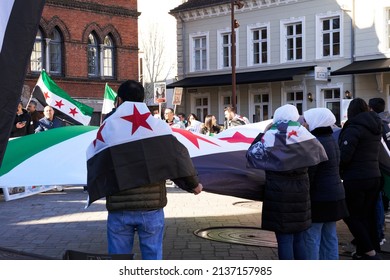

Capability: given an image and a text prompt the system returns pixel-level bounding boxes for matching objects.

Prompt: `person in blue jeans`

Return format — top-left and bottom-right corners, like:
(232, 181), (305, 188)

(302, 108), (349, 259)
(101, 80), (203, 259)
(247, 104), (328, 259)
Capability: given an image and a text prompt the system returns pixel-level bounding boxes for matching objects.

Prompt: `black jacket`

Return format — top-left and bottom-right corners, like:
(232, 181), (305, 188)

(262, 168), (311, 233)
(308, 127), (348, 222)
(11, 109), (33, 137)
(339, 111), (382, 181)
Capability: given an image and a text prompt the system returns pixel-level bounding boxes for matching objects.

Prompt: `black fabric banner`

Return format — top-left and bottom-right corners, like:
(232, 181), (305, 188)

(0, 0), (46, 167)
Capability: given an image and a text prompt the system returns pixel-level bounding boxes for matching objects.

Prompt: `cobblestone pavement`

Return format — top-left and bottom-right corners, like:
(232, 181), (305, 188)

(0, 185), (389, 260)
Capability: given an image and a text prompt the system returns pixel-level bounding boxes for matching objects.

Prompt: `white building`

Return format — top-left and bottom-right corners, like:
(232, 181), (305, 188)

(167, 0), (390, 125)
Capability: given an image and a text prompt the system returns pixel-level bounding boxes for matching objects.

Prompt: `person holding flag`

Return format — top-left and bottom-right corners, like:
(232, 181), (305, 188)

(35, 106), (64, 133)
(246, 104), (328, 260)
(86, 80), (203, 260)
(31, 70), (93, 126)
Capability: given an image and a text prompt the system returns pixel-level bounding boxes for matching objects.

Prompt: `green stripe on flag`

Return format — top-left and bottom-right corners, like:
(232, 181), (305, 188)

(104, 83), (117, 101)
(0, 126), (97, 176)
(41, 70), (94, 117)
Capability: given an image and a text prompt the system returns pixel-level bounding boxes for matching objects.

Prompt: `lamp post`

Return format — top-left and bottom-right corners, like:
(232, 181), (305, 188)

(231, 0), (244, 111)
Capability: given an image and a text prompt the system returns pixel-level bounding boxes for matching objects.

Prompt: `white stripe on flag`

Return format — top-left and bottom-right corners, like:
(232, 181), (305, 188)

(0, 0), (15, 52)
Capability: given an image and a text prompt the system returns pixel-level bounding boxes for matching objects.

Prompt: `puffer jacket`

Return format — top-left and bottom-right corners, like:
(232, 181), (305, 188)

(308, 126), (349, 222)
(261, 168), (311, 233)
(106, 175), (199, 211)
(339, 111), (382, 181)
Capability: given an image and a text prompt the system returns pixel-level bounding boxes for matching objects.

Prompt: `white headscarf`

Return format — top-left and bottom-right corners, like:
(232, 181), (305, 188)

(272, 104), (300, 123)
(303, 108), (336, 131)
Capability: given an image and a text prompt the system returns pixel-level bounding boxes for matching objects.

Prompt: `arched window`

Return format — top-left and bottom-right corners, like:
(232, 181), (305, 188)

(31, 29), (44, 72)
(103, 35), (114, 77)
(88, 33), (99, 76)
(49, 28), (62, 74)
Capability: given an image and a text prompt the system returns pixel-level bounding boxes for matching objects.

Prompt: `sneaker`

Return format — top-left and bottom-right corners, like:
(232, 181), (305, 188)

(380, 238), (386, 246)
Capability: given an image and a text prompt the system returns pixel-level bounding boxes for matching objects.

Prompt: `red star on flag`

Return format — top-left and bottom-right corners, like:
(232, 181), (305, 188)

(172, 128), (219, 149)
(288, 130), (298, 139)
(69, 107), (78, 117)
(93, 123), (106, 147)
(121, 104), (152, 134)
(55, 100), (64, 109)
(43, 91), (50, 100)
(218, 131), (254, 144)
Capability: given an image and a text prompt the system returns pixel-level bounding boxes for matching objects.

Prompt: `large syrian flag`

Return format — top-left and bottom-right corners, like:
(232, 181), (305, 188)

(0, 117), (270, 203)
(0, 0), (46, 167)
(32, 70), (94, 125)
(101, 83), (117, 115)
(0, 126), (97, 200)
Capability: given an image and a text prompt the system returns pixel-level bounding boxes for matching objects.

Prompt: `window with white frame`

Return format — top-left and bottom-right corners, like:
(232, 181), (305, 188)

(49, 28), (62, 74)
(281, 18), (304, 62)
(31, 29), (44, 73)
(321, 16), (340, 57)
(252, 92), (270, 122)
(218, 31), (232, 68)
(193, 95), (209, 122)
(103, 35), (114, 77)
(286, 91), (303, 115)
(88, 33), (99, 76)
(248, 25), (269, 65)
(31, 28), (63, 75)
(323, 88), (341, 125)
(190, 33), (208, 72)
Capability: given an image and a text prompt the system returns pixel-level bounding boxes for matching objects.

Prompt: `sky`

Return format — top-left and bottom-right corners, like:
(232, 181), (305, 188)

(138, 0), (184, 80)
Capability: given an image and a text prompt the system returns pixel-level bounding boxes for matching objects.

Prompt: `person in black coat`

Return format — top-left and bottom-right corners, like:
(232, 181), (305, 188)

(10, 101), (33, 137)
(302, 108), (349, 259)
(339, 98), (382, 260)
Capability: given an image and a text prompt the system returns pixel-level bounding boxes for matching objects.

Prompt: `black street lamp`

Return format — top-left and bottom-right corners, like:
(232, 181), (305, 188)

(231, 0), (244, 111)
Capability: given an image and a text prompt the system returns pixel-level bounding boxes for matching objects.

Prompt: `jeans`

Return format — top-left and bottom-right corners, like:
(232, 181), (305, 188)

(304, 222), (339, 260)
(275, 231), (307, 260)
(376, 192), (385, 241)
(107, 209), (164, 260)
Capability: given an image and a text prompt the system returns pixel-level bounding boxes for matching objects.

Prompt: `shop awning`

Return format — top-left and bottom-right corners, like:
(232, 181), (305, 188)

(167, 65), (315, 88)
(331, 58), (390, 76)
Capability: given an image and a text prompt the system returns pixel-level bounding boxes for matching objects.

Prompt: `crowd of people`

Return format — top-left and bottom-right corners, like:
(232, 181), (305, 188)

(8, 84), (389, 261)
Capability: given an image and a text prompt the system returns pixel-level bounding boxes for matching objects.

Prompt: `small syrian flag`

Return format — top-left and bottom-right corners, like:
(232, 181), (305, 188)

(0, 0), (45, 167)
(102, 83), (117, 114)
(32, 70), (94, 125)
(247, 121), (328, 171)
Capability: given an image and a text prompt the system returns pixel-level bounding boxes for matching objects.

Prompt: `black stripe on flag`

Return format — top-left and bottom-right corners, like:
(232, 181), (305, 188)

(0, 0), (46, 167)
(87, 134), (198, 205)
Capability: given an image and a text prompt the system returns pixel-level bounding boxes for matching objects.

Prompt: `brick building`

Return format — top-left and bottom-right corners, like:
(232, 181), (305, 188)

(23, 0), (139, 125)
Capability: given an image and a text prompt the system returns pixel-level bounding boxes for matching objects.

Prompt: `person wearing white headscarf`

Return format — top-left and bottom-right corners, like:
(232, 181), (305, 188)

(302, 108), (349, 260)
(248, 104), (327, 260)
(272, 104), (300, 123)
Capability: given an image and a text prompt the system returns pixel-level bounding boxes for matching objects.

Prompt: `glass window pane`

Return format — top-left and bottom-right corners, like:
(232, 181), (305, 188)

(296, 24), (302, 34)
(333, 18), (340, 29)
(323, 20), (330, 31)
(287, 25), (294, 35)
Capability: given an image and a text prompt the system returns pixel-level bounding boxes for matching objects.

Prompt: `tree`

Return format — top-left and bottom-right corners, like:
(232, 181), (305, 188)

(140, 23), (175, 105)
